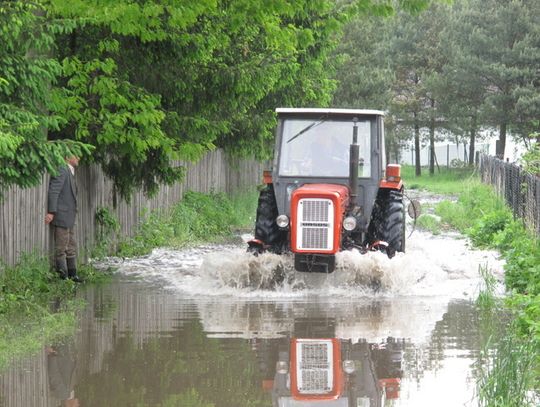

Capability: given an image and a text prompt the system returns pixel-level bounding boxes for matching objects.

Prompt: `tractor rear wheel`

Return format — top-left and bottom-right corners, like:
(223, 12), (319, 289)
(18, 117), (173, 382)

(253, 184), (287, 254)
(367, 189), (405, 258)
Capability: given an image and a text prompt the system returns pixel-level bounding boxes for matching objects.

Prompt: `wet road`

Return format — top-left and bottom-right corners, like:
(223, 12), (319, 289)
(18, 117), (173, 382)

(1, 200), (506, 407)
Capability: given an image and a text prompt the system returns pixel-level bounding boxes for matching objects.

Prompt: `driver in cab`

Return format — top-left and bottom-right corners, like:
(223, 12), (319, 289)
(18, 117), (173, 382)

(308, 132), (349, 176)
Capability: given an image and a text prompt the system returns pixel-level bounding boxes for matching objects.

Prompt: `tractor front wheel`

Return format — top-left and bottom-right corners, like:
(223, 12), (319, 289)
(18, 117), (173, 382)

(252, 184), (287, 254)
(367, 189), (405, 258)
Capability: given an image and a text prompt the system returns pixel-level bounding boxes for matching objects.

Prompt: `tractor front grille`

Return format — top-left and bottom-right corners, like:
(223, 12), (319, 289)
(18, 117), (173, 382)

(302, 200), (329, 222)
(296, 340), (334, 394)
(297, 199), (334, 250)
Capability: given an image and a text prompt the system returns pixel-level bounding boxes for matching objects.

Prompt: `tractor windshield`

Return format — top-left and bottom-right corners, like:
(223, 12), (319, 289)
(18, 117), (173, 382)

(279, 119), (371, 178)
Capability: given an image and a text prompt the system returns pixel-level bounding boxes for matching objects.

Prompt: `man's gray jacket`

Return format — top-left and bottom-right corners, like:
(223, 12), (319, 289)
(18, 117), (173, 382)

(47, 166), (77, 228)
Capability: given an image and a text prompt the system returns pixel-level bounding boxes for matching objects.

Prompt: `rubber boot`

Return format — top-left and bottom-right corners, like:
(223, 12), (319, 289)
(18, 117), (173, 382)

(66, 257), (83, 283)
(55, 258), (68, 280)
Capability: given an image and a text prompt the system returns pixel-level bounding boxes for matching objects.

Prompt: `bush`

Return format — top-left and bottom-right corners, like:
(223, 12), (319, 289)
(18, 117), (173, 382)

(470, 210), (512, 247)
(504, 238), (540, 296)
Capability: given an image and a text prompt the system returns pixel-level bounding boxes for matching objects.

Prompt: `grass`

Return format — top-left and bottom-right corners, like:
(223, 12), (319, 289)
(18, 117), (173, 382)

(416, 213), (442, 235)
(0, 304), (79, 370)
(0, 254), (103, 370)
(476, 264), (499, 310)
(116, 189), (258, 258)
(476, 329), (538, 407)
(435, 183), (507, 233)
(402, 165), (475, 195)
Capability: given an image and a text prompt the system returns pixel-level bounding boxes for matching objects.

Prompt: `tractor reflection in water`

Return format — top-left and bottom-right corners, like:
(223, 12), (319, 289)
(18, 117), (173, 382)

(254, 322), (403, 407)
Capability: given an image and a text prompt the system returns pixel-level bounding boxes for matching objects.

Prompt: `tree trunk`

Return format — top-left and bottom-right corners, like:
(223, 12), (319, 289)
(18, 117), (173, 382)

(413, 112), (422, 177)
(414, 113), (421, 176)
(429, 99), (435, 175)
(429, 117), (435, 175)
(468, 128), (476, 166)
(496, 122), (507, 159)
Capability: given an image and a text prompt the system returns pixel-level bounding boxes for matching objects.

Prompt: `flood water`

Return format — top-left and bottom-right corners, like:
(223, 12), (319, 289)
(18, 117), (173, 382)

(1, 205), (507, 407)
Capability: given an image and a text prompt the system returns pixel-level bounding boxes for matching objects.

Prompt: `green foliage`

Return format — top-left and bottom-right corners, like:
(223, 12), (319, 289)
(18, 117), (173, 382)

(434, 181), (505, 232)
(435, 200), (470, 231)
(93, 207), (121, 257)
(401, 165), (475, 195)
(416, 213), (441, 235)
(503, 236), (540, 297)
(0, 0), (435, 200)
(228, 189), (259, 229)
(507, 294), (540, 346)
(160, 389), (214, 407)
(117, 189), (258, 257)
(117, 209), (175, 257)
(0, 1), (93, 198)
(476, 329), (538, 407)
(334, 0), (540, 165)
(470, 210), (512, 248)
(0, 254), (77, 370)
(45, 0), (359, 198)
(521, 137), (540, 176)
(476, 265), (499, 310)
(95, 207), (120, 236)
(0, 252), (109, 316)
(0, 253), (69, 315)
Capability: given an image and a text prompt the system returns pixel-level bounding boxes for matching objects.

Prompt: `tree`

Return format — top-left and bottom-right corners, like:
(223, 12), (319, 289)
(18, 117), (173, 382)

(1, 0), (437, 199)
(0, 2), (91, 199)
(46, 0), (359, 198)
(388, 3), (451, 176)
(453, 0), (540, 158)
(435, 1), (487, 167)
(332, 3), (439, 169)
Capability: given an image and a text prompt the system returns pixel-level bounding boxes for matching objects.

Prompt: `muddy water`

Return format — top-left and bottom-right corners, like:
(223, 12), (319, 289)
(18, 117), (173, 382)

(1, 218), (506, 406)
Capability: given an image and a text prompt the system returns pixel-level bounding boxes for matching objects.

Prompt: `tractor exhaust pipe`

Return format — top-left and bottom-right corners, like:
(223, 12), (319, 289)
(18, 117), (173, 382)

(349, 118), (359, 208)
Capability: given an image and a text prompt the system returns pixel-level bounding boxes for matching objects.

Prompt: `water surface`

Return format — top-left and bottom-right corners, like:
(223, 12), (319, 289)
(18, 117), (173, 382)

(1, 226), (505, 406)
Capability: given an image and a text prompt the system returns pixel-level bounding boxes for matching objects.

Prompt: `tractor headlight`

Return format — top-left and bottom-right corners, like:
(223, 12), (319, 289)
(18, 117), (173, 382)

(343, 216), (357, 231)
(342, 359), (356, 374)
(276, 361), (289, 374)
(276, 214), (289, 228)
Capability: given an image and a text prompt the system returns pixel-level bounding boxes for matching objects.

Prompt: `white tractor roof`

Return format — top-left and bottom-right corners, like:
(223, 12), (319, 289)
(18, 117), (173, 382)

(276, 107), (385, 116)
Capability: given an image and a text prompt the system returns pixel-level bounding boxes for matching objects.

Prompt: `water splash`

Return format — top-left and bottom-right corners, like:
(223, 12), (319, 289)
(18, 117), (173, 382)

(199, 251), (302, 291)
(110, 226), (504, 300)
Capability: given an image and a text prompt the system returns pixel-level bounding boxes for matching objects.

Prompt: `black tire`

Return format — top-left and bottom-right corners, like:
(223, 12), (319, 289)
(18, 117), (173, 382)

(367, 189), (405, 258)
(254, 185), (287, 253)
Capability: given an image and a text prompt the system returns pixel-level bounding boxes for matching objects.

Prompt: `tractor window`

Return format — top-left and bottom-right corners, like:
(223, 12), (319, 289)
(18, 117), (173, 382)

(279, 119), (371, 178)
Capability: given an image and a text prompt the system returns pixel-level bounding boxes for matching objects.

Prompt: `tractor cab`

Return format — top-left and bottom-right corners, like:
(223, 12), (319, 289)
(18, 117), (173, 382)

(248, 108), (405, 273)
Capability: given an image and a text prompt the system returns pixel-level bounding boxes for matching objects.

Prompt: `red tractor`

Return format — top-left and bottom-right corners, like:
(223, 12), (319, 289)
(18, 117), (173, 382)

(248, 108), (405, 273)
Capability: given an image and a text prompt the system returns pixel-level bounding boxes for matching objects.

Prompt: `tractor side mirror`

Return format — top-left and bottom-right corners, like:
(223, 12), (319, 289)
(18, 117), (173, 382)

(407, 200), (421, 219)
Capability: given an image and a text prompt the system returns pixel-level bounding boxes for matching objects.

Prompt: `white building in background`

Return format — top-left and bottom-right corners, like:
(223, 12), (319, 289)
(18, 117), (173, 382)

(399, 134), (527, 167)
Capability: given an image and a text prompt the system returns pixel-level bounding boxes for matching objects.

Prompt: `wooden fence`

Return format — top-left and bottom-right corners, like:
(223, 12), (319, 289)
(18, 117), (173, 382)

(0, 150), (265, 267)
(478, 154), (540, 238)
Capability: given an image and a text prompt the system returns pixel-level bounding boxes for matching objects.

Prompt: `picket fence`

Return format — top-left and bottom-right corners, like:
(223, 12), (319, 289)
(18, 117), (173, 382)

(0, 150), (265, 266)
(478, 154), (540, 237)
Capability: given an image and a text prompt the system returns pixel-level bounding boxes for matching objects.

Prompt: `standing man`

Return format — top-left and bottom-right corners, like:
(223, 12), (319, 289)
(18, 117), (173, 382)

(45, 156), (82, 282)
